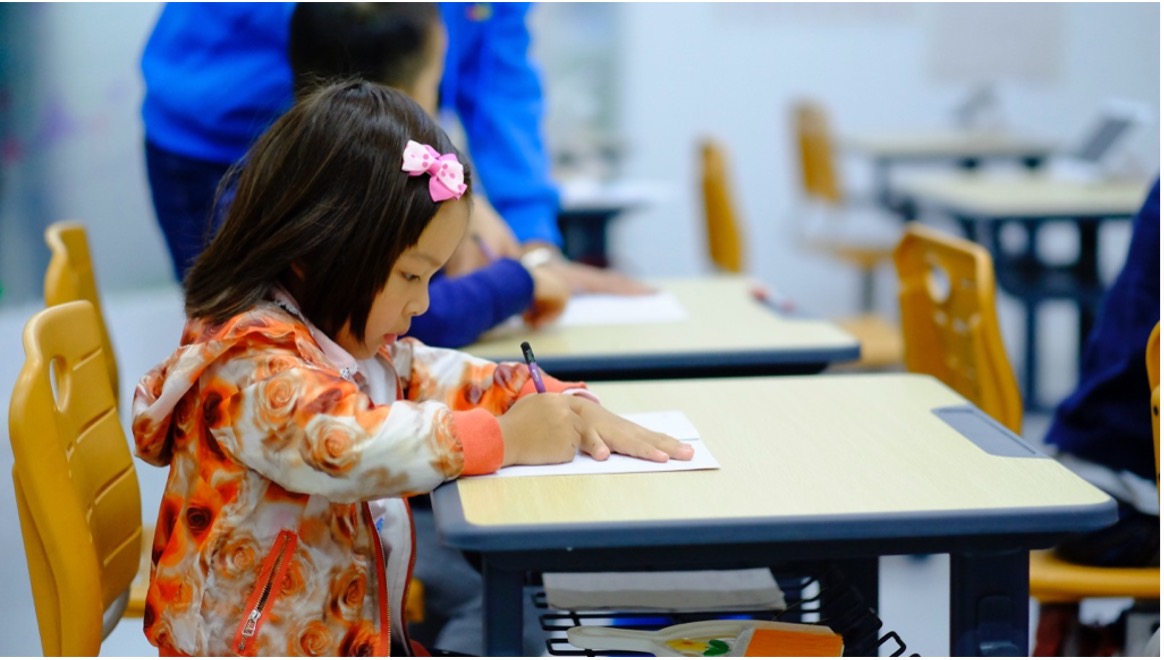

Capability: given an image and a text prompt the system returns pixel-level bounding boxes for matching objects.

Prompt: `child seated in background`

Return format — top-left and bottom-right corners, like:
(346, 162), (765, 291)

(287, 1), (569, 348)
(131, 81), (692, 656)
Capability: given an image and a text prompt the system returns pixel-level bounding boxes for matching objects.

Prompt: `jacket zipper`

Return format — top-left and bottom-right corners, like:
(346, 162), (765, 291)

(363, 503), (391, 656)
(232, 530), (298, 656)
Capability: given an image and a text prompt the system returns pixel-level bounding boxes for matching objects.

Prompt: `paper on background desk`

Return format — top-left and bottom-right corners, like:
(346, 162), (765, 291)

(556, 290), (688, 326)
(464, 410), (719, 479)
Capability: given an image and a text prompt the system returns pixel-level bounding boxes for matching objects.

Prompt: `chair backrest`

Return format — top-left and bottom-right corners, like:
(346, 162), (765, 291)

(1147, 322), (1160, 487)
(9, 300), (142, 656)
(699, 139), (745, 273)
(792, 101), (843, 205)
(894, 224), (1024, 435)
(44, 221), (119, 406)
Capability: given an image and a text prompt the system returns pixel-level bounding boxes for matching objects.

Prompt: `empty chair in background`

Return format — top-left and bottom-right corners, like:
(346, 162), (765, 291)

(8, 300), (144, 655)
(44, 220), (118, 406)
(43, 219), (151, 618)
(699, 135), (901, 368)
(791, 100), (904, 314)
(699, 139), (745, 273)
(892, 223), (1023, 434)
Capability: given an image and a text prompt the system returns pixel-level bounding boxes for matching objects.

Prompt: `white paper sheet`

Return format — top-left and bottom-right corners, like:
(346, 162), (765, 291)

(463, 410), (719, 479)
(555, 291), (689, 327)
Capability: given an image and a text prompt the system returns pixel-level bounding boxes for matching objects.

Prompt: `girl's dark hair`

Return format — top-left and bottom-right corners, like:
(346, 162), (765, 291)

(184, 80), (472, 342)
(289, 2), (440, 98)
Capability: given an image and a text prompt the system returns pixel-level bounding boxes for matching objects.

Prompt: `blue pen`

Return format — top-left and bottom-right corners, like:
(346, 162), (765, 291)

(520, 341), (547, 393)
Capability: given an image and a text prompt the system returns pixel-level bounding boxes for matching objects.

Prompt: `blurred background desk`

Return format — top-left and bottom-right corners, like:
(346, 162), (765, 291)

(431, 373), (1116, 656)
(840, 130), (1057, 214)
(464, 275), (859, 380)
(894, 173), (1150, 410)
(556, 179), (670, 267)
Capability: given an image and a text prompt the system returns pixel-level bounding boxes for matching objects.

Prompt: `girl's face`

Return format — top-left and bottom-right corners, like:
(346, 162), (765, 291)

(335, 197), (470, 359)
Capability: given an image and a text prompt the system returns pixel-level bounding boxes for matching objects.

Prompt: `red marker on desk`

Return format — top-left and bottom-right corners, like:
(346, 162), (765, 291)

(521, 341), (547, 393)
(749, 281), (796, 314)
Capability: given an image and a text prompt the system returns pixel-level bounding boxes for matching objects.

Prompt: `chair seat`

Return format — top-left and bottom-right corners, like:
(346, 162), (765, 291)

(809, 241), (897, 271)
(833, 313), (903, 369)
(1029, 550), (1160, 602)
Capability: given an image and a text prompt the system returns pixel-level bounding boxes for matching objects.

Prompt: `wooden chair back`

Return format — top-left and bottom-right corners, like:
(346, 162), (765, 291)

(699, 139), (746, 273)
(9, 300), (143, 655)
(894, 224), (1023, 434)
(44, 221), (118, 406)
(793, 101), (843, 205)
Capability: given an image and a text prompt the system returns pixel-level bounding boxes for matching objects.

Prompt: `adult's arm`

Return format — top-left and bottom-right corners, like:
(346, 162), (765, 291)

(439, 2), (562, 246)
(406, 258), (534, 348)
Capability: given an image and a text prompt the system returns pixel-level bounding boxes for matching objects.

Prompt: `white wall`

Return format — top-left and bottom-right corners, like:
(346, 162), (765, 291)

(0, 3), (167, 306)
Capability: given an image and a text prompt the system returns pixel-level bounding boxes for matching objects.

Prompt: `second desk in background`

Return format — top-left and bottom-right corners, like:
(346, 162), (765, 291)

(463, 275), (860, 381)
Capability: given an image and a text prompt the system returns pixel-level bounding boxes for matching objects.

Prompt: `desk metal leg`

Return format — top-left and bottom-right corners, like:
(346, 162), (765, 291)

(949, 549), (1029, 656)
(482, 559), (524, 657)
(1075, 220), (1101, 357)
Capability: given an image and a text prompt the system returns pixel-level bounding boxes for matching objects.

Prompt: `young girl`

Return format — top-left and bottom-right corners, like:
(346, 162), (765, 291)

(132, 81), (692, 657)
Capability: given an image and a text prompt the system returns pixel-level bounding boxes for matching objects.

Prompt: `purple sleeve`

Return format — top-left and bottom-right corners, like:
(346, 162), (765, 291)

(405, 258), (535, 348)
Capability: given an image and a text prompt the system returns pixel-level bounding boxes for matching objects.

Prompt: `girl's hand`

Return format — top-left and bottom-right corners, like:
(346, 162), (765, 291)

(497, 394), (695, 467)
(523, 266), (570, 329)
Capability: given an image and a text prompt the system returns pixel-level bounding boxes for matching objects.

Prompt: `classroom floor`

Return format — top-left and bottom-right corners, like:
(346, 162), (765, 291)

(0, 284), (1134, 657)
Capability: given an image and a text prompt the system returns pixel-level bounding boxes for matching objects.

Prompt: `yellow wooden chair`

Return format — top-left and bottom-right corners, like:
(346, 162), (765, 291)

(44, 221), (118, 408)
(699, 139), (746, 273)
(896, 226), (1160, 652)
(790, 104), (904, 368)
(893, 223), (1023, 434)
(1027, 321), (1159, 654)
(792, 101), (902, 313)
(43, 220), (153, 619)
(9, 300), (144, 655)
(699, 137), (902, 368)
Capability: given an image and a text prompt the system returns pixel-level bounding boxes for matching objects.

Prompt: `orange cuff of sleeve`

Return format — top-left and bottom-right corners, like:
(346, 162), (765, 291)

(451, 408), (504, 475)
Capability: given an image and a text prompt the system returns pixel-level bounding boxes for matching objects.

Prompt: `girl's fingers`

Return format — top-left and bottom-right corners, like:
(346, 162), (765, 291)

(578, 427), (610, 461)
(650, 432), (695, 460)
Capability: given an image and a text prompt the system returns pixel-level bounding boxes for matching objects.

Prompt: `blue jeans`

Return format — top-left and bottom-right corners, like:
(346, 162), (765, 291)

(144, 140), (232, 282)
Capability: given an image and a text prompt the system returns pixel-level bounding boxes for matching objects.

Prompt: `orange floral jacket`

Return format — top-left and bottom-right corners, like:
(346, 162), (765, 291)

(132, 299), (583, 656)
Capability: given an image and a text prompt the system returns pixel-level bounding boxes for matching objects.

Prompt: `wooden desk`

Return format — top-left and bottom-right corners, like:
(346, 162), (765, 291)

(464, 275), (860, 380)
(431, 373), (1115, 656)
(894, 173), (1149, 409)
(841, 130), (1057, 213)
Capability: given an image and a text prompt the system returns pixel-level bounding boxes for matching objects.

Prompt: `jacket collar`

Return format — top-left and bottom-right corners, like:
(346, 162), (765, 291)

(268, 285), (360, 382)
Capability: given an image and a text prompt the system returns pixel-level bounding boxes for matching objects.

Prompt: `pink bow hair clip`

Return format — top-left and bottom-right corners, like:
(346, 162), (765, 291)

(401, 140), (467, 202)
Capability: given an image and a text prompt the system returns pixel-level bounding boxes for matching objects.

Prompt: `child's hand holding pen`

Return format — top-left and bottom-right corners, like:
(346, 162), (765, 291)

(497, 342), (696, 466)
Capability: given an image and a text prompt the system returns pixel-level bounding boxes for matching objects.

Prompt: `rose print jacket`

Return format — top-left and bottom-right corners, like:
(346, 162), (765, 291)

(132, 298), (585, 656)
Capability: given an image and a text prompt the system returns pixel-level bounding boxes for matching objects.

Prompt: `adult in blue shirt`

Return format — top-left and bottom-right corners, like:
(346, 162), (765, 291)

(141, 2), (645, 324)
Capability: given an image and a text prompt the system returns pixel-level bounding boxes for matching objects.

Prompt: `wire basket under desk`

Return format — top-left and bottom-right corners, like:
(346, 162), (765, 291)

(532, 565), (920, 657)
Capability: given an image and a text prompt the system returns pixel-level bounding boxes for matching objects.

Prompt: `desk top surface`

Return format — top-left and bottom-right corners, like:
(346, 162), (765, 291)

(462, 276), (860, 378)
(895, 173), (1150, 218)
(433, 373), (1114, 551)
(841, 130), (1057, 160)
